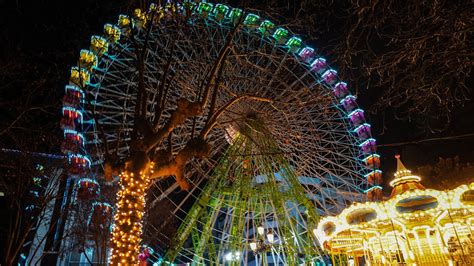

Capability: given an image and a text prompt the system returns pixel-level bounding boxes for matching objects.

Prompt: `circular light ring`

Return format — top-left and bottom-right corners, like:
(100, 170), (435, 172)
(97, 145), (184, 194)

(389, 174), (422, 187)
(60, 1), (381, 194)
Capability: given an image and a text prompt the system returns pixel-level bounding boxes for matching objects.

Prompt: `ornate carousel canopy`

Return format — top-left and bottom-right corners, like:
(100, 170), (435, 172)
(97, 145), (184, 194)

(314, 155), (474, 265)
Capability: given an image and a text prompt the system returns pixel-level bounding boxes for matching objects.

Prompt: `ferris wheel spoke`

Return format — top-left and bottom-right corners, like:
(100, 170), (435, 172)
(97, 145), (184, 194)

(60, 3), (383, 264)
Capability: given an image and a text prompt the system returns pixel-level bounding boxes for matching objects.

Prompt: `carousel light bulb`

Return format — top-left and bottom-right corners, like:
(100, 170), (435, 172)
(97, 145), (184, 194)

(348, 257), (355, 266)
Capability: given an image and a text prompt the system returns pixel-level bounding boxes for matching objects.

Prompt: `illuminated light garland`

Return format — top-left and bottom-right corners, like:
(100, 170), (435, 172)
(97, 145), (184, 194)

(389, 175), (422, 187)
(109, 162), (154, 265)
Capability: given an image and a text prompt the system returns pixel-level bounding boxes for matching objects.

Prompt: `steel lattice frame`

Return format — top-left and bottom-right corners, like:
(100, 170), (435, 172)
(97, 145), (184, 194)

(59, 1), (382, 264)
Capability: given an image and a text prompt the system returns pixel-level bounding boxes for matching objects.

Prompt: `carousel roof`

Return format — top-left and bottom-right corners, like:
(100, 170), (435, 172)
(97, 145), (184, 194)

(389, 155), (425, 198)
(314, 155), (474, 246)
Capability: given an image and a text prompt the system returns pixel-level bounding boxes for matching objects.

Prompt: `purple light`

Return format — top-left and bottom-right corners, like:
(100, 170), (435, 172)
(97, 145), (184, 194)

(311, 58), (327, 74)
(348, 109), (365, 126)
(322, 69), (338, 85)
(333, 82), (349, 98)
(354, 123), (371, 139)
(359, 138), (377, 154)
(298, 47), (315, 63)
(341, 95), (357, 112)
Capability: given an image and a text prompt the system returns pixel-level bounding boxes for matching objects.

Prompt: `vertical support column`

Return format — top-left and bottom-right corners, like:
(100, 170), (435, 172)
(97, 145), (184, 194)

(41, 172), (73, 266)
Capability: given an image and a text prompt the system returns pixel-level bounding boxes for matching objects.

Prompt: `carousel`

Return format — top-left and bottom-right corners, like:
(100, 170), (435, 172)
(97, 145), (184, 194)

(314, 155), (474, 265)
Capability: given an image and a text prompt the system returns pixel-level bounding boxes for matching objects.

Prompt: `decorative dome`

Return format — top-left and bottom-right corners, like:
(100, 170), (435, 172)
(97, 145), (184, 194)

(389, 155), (425, 198)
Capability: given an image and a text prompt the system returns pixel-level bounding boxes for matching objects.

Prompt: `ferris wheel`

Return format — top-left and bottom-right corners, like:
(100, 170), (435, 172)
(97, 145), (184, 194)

(60, 1), (382, 264)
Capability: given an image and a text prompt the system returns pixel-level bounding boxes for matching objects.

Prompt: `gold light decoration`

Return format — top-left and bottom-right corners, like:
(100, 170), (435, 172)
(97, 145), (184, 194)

(315, 156), (474, 265)
(109, 162), (154, 265)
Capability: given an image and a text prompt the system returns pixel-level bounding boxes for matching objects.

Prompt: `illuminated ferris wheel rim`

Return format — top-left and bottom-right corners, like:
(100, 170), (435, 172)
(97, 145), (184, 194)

(60, 0), (382, 198)
(58, 1), (385, 263)
(60, 3), (384, 258)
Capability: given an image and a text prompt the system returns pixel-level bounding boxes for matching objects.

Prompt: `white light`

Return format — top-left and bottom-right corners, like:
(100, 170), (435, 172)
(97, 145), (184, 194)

(389, 175), (421, 187)
(257, 226), (265, 235)
(250, 242), (257, 251)
(225, 253), (233, 261)
(348, 257), (355, 266)
(267, 233), (274, 243)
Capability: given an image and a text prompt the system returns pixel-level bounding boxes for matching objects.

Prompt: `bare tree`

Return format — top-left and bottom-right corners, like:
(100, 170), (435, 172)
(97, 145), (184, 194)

(229, 0), (473, 132)
(89, 2), (274, 264)
(64, 180), (115, 266)
(0, 150), (66, 265)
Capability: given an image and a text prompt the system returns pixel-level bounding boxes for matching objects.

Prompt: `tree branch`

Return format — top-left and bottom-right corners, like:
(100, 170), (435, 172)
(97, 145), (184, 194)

(144, 23), (240, 152)
(200, 95), (273, 138)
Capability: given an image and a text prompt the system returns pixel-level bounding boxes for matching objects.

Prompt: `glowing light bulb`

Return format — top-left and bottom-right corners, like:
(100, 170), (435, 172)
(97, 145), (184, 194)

(267, 232), (274, 243)
(257, 226), (264, 235)
(250, 242), (257, 251)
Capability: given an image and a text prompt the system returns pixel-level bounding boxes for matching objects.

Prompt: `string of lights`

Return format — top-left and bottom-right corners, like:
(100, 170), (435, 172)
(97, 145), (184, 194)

(109, 162), (154, 265)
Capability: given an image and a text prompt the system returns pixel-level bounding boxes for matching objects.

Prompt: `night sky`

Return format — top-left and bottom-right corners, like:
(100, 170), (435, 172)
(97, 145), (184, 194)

(1, 0), (473, 191)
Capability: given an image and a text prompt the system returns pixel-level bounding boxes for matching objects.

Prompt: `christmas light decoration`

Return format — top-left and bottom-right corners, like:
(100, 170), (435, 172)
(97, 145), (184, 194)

(109, 162), (154, 265)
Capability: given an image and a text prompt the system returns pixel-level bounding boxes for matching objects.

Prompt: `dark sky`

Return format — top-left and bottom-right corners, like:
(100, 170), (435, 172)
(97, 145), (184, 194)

(1, 0), (473, 191)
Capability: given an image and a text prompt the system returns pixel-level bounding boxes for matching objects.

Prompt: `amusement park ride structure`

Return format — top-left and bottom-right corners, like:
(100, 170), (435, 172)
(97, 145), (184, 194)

(58, 0), (384, 264)
(315, 155), (474, 265)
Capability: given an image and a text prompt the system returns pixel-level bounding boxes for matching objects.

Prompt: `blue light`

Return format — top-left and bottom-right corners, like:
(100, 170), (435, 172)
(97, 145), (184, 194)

(78, 177), (99, 186)
(339, 95), (356, 104)
(63, 129), (84, 139)
(348, 109), (364, 118)
(68, 153), (92, 167)
(358, 138), (376, 147)
(363, 153), (380, 162)
(364, 170), (383, 178)
(353, 123), (371, 133)
(364, 185), (383, 193)
(65, 84), (84, 96)
(92, 201), (113, 209)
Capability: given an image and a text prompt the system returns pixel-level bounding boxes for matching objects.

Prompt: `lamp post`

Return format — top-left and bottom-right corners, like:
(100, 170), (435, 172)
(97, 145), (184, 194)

(250, 226), (275, 254)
